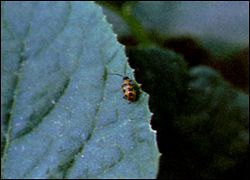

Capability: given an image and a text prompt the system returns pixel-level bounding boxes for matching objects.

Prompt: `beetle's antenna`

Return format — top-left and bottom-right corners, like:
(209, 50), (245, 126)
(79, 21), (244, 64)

(124, 63), (128, 76)
(108, 73), (124, 77)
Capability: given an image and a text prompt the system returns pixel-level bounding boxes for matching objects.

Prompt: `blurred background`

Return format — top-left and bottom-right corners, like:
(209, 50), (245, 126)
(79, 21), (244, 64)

(98, 1), (249, 179)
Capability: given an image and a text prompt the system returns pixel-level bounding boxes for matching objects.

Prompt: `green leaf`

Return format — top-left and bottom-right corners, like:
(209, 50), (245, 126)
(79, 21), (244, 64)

(126, 46), (249, 179)
(134, 2), (248, 41)
(127, 46), (188, 117)
(101, 5), (131, 37)
(104, 2), (248, 57)
(1, 2), (159, 179)
(174, 66), (249, 179)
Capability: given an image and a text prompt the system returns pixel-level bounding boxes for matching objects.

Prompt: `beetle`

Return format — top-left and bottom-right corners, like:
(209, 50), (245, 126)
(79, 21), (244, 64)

(121, 76), (139, 102)
(110, 73), (141, 102)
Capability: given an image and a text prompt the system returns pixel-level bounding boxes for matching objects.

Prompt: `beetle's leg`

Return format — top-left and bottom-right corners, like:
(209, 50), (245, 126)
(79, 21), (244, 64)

(121, 84), (127, 88)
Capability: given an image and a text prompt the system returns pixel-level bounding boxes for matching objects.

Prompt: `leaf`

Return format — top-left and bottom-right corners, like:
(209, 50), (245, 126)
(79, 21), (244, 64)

(126, 46), (249, 179)
(127, 46), (188, 117)
(174, 66), (249, 179)
(102, 1), (248, 57)
(134, 2), (248, 41)
(1, 2), (159, 179)
(101, 5), (131, 37)
(135, 2), (249, 55)
(126, 46), (189, 156)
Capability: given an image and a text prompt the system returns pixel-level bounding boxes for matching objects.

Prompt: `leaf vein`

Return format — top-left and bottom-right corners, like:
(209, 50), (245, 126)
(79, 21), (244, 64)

(1, 43), (26, 177)
(13, 78), (71, 140)
(62, 67), (109, 178)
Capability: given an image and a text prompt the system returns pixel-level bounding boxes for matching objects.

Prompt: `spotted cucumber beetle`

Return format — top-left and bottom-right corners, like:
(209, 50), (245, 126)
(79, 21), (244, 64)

(109, 73), (141, 102)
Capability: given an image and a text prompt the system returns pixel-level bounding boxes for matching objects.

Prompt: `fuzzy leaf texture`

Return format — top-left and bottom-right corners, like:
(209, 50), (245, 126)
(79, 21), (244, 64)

(1, 2), (159, 179)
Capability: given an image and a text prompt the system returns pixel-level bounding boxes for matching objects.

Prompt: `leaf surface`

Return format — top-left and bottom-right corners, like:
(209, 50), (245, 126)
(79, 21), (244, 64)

(1, 2), (159, 179)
